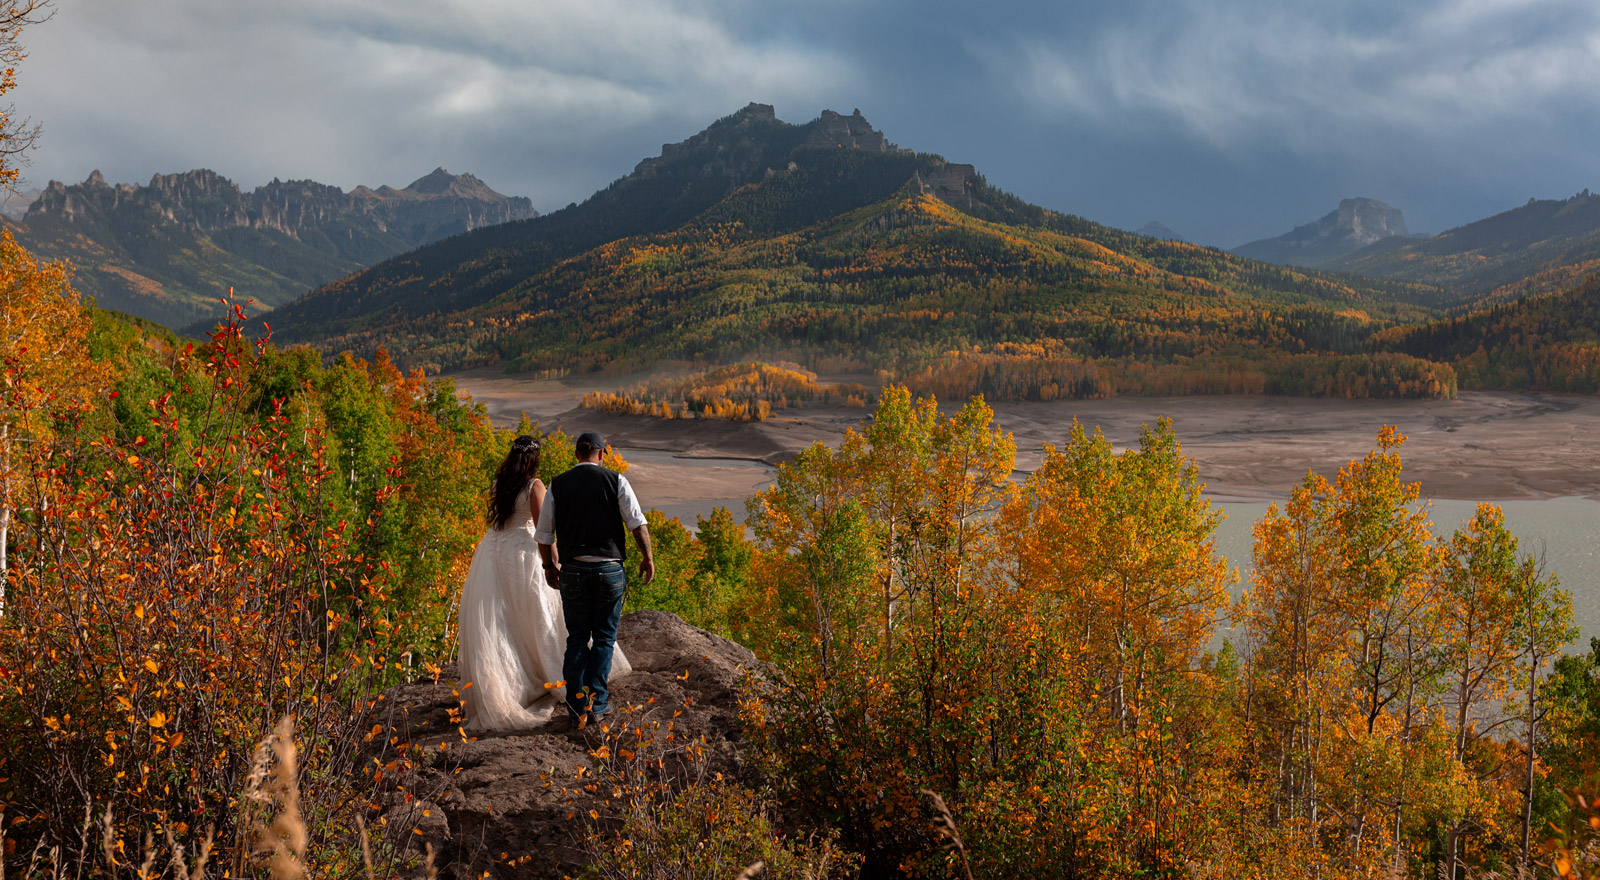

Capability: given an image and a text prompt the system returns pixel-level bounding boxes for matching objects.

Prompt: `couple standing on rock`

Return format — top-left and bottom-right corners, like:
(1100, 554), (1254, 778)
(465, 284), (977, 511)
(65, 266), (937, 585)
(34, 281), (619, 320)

(455, 431), (656, 731)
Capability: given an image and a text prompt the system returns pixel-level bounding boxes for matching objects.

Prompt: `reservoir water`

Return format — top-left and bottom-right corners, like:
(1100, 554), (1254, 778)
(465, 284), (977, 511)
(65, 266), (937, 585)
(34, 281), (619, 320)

(1210, 497), (1600, 653)
(620, 448), (1600, 654)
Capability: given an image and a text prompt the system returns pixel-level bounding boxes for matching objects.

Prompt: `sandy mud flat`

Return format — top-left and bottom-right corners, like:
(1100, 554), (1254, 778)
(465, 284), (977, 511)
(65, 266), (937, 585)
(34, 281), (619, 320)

(450, 371), (1600, 509)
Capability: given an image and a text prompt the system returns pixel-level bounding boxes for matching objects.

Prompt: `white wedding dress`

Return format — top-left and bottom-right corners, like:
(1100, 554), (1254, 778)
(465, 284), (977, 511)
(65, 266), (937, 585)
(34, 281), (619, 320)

(457, 479), (631, 730)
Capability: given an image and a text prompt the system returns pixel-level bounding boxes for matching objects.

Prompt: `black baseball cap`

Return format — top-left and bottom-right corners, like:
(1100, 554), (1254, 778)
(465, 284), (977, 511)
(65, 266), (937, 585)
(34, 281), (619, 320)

(575, 431), (607, 452)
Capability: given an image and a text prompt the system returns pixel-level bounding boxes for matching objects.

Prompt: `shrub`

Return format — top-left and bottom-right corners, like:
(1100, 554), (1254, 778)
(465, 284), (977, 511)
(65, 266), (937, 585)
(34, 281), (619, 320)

(0, 304), (413, 875)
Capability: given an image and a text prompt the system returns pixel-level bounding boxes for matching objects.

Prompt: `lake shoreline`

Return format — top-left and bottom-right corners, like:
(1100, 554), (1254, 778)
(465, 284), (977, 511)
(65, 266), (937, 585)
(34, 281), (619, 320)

(448, 372), (1600, 505)
(449, 374), (1600, 646)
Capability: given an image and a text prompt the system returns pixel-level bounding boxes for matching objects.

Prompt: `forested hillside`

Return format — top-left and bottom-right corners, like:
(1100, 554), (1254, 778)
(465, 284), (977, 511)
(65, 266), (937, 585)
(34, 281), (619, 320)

(267, 106), (930, 341)
(1376, 273), (1600, 391)
(8, 264), (1598, 879)
(271, 105), (1457, 399)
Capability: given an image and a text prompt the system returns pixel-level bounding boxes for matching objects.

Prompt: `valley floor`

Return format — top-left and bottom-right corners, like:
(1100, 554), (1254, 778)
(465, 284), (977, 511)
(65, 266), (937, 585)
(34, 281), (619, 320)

(448, 370), (1600, 512)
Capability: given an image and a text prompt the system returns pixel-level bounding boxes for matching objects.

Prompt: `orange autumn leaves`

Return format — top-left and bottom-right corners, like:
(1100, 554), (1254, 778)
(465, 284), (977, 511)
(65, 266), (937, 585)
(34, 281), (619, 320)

(740, 388), (1576, 879)
(583, 362), (872, 423)
(0, 307), (392, 868)
(0, 283), (512, 873)
(740, 388), (1236, 875)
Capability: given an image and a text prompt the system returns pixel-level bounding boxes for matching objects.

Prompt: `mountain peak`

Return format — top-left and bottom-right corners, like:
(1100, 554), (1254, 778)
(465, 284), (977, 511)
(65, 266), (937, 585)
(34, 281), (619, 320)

(733, 102), (776, 122)
(1233, 197), (1408, 267)
(406, 167), (461, 194)
(806, 108), (897, 151)
(1333, 197), (1408, 242)
(627, 104), (901, 185)
(1133, 221), (1185, 242)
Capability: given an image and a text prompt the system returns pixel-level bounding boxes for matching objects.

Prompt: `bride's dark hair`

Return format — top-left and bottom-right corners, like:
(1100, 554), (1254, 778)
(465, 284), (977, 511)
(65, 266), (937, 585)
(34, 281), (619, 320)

(488, 435), (541, 530)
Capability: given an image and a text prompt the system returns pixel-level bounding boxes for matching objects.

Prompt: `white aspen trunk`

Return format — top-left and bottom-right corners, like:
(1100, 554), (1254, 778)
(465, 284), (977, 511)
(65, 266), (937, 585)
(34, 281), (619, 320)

(1, 422), (9, 619)
(1520, 647), (1538, 870)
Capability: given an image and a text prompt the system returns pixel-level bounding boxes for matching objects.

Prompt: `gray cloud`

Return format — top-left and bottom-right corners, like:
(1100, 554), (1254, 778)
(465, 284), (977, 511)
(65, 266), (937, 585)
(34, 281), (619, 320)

(11, 0), (1600, 246)
(996, 0), (1600, 155)
(16, 0), (849, 205)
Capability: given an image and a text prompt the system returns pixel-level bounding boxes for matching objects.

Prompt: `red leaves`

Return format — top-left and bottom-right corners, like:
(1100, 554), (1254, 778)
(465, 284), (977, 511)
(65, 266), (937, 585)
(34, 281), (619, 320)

(0, 295), (451, 866)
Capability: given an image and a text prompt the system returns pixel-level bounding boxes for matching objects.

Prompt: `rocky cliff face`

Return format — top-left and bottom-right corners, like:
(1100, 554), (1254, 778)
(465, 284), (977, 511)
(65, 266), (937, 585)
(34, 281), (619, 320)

(365, 611), (757, 880)
(914, 163), (976, 207)
(27, 167), (536, 247)
(627, 103), (905, 184)
(1232, 197), (1410, 267)
(803, 108), (899, 152)
(7, 167), (536, 328)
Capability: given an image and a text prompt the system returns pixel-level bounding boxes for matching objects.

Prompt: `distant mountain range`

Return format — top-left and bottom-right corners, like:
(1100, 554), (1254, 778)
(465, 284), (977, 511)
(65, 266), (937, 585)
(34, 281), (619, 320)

(4, 168), (536, 328)
(1133, 221), (1185, 242)
(1233, 198), (1412, 268)
(1325, 189), (1600, 302)
(0, 187), (39, 220)
(28, 101), (1600, 398)
(263, 103), (1451, 399)
(1228, 191), (1600, 308)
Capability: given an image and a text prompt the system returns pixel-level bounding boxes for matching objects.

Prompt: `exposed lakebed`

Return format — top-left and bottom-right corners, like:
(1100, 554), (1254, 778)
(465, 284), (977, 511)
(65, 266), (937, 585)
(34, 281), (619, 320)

(450, 373), (1600, 648)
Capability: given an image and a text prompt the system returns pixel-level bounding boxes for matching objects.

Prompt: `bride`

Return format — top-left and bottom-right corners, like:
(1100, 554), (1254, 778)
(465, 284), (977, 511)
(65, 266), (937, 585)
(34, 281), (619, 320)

(456, 435), (631, 730)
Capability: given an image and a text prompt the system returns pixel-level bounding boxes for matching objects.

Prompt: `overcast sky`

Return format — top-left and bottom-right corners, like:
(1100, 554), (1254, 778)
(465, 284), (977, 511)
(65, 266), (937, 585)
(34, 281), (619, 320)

(14, 0), (1600, 247)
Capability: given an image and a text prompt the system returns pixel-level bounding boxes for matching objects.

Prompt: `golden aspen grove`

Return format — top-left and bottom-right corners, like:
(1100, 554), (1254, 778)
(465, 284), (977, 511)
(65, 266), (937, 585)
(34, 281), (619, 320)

(5, 6), (1600, 880)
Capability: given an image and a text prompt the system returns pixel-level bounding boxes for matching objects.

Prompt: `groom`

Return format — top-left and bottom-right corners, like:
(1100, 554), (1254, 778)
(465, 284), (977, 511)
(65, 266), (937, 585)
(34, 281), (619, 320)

(534, 431), (654, 727)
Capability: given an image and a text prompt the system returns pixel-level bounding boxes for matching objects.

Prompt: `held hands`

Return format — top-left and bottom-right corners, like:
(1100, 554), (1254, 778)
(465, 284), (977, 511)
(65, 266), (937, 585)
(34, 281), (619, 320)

(543, 563), (561, 590)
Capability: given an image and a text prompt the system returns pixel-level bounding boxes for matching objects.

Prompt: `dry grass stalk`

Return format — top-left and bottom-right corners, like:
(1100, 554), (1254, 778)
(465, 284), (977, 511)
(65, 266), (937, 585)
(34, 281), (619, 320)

(73, 806), (93, 880)
(23, 836), (48, 880)
(918, 789), (974, 880)
(135, 833), (156, 880)
(162, 823), (188, 880)
(246, 716), (309, 880)
(100, 806), (116, 870)
(356, 815), (376, 880)
(187, 829), (215, 880)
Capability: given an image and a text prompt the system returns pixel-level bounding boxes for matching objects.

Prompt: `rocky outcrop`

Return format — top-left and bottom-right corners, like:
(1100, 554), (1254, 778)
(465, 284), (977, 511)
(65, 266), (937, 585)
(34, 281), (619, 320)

(803, 109), (899, 152)
(628, 103), (905, 184)
(364, 611), (759, 880)
(25, 167), (536, 247)
(1233, 197), (1410, 267)
(1324, 188), (1600, 298)
(914, 163), (976, 207)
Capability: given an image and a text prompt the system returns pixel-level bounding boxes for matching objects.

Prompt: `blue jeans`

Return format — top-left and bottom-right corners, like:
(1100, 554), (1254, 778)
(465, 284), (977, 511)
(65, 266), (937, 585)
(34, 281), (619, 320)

(557, 560), (626, 717)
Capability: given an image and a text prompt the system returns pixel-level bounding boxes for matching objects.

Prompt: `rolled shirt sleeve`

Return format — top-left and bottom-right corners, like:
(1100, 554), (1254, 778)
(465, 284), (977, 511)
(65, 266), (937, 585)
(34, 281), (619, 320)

(534, 488), (557, 545)
(617, 475), (647, 530)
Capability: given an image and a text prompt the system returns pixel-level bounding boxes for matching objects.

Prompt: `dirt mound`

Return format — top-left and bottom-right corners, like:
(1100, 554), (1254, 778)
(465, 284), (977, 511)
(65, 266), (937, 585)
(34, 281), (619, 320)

(364, 610), (759, 879)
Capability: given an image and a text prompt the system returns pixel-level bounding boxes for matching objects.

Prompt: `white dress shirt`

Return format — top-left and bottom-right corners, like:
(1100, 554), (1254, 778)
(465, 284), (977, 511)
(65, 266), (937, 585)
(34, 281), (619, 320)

(534, 462), (647, 561)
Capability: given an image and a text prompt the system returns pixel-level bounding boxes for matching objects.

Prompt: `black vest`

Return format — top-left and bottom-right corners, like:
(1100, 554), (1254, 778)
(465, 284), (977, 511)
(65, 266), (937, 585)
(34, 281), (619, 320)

(551, 464), (627, 561)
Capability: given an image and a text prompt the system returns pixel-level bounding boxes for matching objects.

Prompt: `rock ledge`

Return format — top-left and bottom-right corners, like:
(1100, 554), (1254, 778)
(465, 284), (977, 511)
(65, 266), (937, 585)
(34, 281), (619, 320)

(365, 610), (758, 879)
